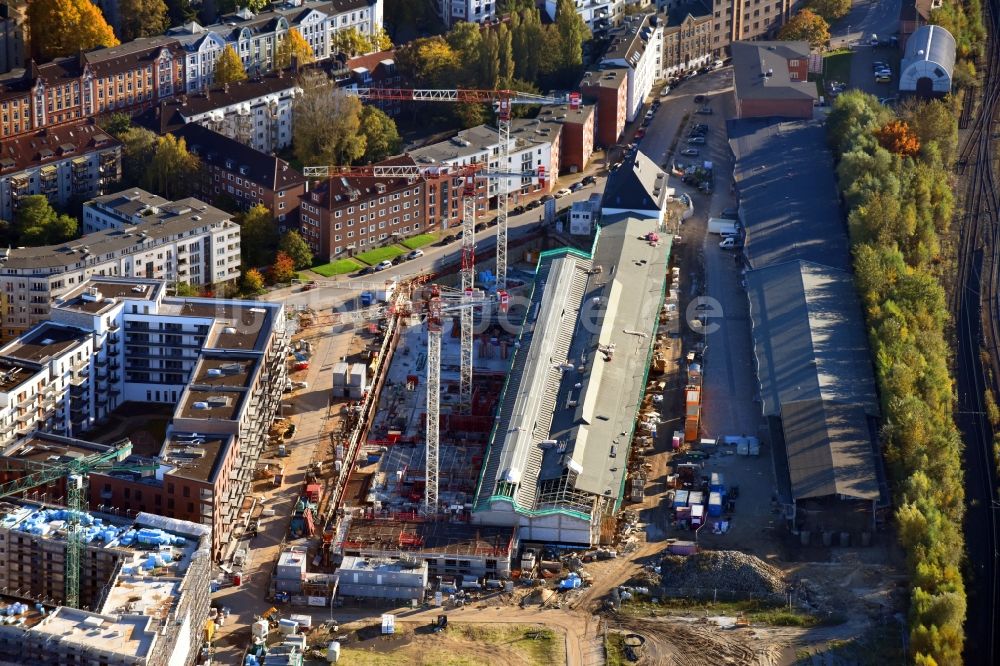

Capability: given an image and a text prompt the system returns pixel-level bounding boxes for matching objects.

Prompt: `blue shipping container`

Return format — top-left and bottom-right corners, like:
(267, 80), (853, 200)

(708, 492), (723, 517)
(673, 490), (689, 509)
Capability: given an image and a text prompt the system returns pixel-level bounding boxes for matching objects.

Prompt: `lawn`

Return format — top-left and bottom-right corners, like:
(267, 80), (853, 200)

(311, 258), (362, 277)
(402, 233), (439, 250)
(605, 632), (628, 666)
(813, 50), (854, 96)
(355, 245), (407, 265)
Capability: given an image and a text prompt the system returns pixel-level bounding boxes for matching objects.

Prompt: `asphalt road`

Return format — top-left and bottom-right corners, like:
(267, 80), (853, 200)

(829, 0), (902, 49)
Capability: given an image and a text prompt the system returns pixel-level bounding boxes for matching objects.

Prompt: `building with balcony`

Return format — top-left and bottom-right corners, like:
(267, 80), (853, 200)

(175, 123), (306, 230)
(545, 0), (624, 32)
(579, 67), (628, 147)
(0, 1), (26, 74)
(0, 120), (121, 221)
(167, 0), (383, 93)
(0, 192), (240, 341)
(661, 2), (713, 78)
(0, 277), (289, 559)
(601, 12), (664, 122)
(437, 0), (495, 28)
(299, 154), (426, 260)
(709, 0), (791, 56)
(136, 74), (301, 154)
(0, 503), (210, 665)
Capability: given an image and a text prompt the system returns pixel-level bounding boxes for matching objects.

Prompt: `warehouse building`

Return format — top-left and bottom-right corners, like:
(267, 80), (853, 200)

(472, 149), (670, 545)
(899, 24), (955, 97)
(0, 506), (210, 665)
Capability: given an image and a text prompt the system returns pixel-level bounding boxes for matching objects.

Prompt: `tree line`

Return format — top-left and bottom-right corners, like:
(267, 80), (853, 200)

(827, 90), (964, 665)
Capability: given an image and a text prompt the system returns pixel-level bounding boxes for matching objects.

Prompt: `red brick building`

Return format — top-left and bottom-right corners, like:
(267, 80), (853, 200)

(731, 41), (816, 120)
(344, 49), (403, 117)
(536, 103), (594, 174)
(579, 67), (627, 148)
(299, 155), (427, 260)
(0, 37), (184, 140)
(175, 123), (306, 230)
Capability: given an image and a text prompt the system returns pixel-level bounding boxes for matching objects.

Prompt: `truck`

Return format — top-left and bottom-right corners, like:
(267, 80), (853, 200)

(707, 218), (738, 236)
(684, 386), (702, 443)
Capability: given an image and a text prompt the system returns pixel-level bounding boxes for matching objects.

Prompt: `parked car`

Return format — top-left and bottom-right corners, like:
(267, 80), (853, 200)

(391, 255), (406, 265)
(635, 128), (646, 139)
(697, 106), (713, 115)
(582, 175), (597, 186)
(712, 59), (724, 69)
(406, 249), (424, 260)
(555, 188), (572, 198)
(692, 123), (709, 133)
(526, 199), (541, 210)
(570, 182), (584, 192)
(512, 205), (526, 215)
(443, 233), (459, 243)
(681, 148), (700, 157)
(872, 61), (888, 71)
(719, 236), (738, 250)
(875, 73), (892, 83)
(355, 266), (375, 276)
(869, 33), (879, 46)
(660, 86), (671, 98)
(375, 259), (393, 271)
(475, 222), (488, 232)
(687, 136), (706, 145)
(694, 94), (707, 104)
(721, 207), (739, 219)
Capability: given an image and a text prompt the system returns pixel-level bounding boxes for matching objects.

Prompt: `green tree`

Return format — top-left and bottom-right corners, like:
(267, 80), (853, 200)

(118, 126), (159, 188)
(293, 71), (367, 166)
(269, 251), (296, 284)
(331, 27), (371, 56)
(241, 267), (265, 295)
(214, 44), (247, 85)
(239, 204), (279, 268)
(397, 35), (460, 87)
(497, 24), (515, 86)
(478, 29), (500, 89)
(118, 0), (169, 42)
(241, 0), (269, 11)
(510, 9), (545, 82)
(359, 106), (401, 164)
(275, 28), (315, 69)
(148, 134), (201, 199)
(806, 0), (850, 21)
(368, 26), (393, 52)
(777, 9), (829, 48)
(173, 282), (199, 296)
(165, 0), (196, 25)
(14, 196), (78, 245)
(278, 230), (313, 269)
(554, 0), (588, 69)
(100, 112), (133, 137)
(28, 0), (119, 61)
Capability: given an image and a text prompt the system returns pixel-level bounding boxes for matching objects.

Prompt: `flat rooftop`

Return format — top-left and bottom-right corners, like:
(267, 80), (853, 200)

(0, 360), (36, 393)
(56, 279), (161, 315)
(190, 356), (258, 388)
(27, 608), (157, 659)
(343, 519), (516, 557)
(178, 389), (246, 421)
(1, 433), (110, 465)
(88, 188), (171, 218)
(160, 432), (233, 483)
(1, 323), (88, 364)
(156, 300), (276, 351)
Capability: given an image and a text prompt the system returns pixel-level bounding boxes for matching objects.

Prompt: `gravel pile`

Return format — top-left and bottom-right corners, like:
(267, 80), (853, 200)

(660, 550), (785, 596)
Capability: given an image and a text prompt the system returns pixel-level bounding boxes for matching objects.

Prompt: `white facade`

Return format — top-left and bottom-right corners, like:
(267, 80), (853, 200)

(569, 193), (601, 235)
(171, 0), (382, 93)
(0, 193), (240, 341)
(544, 0), (624, 31)
(440, 0), (495, 27)
(184, 83), (301, 153)
(601, 13), (664, 122)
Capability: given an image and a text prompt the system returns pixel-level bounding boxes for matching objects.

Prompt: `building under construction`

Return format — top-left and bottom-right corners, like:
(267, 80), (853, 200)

(0, 504), (210, 665)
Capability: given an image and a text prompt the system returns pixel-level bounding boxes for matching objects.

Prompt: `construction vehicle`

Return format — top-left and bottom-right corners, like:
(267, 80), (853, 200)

(289, 495), (317, 538)
(431, 615), (448, 632)
(0, 438), (155, 608)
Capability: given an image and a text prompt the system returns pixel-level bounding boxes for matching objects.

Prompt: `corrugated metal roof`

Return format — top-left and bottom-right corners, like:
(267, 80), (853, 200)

(903, 24), (956, 77)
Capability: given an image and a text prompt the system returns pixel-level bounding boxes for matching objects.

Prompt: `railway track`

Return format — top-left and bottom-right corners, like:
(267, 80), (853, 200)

(954, 0), (1000, 661)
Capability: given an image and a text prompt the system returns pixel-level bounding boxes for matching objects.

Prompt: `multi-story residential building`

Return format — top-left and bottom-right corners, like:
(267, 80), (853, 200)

(544, 0), (623, 32)
(0, 120), (121, 221)
(344, 50), (402, 117)
(411, 124), (557, 229)
(0, 276), (289, 560)
(0, 501), (210, 665)
(536, 103), (595, 174)
(168, 0), (383, 93)
(137, 74), (301, 153)
(299, 155), (426, 259)
(175, 123), (306, 229)
(731, 40), (815, 118)
(0, 38), (184, 140)
(661, 2), (714, 77)
(0, 191), (240, 341)
(710, 0), (791, 55)
(601, 13), (664, 122)
(437, 0), (495, 28)
(579, 67), (628, 147)
(0, 1), (26, 74)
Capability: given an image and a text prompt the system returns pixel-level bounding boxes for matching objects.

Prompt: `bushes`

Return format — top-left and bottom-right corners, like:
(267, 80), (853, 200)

(827, 90), (965, 665)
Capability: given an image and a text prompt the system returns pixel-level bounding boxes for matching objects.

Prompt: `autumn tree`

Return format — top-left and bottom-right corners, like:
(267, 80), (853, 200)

(275, 28), (315, 69)
(875, 120), (921, 157)
(806, 0), (850, 21)
(369, 27), (393, 52)
(241, 268), (265, 295)
(269, 251), (297, 284)
(292, 71), (366, 166)
(397, 36), (460, 87)
(100, 112), (132, 137)
(118, 126), (160, 188)
(330, 27), (371, 57)
(278, 231), (313, 269)
(777, 9), (830, 48)
(239, 204), (279, 267)
(359, 106), (401, 164)
(118, 0), (169, 42)
(14, 196), (77, 245)
(214, 45), (248, 85)
(147, 134), (201, 199)
(28, 0), (119, 61)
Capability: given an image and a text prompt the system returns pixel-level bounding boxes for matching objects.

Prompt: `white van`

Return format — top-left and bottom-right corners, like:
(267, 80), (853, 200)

(719, 237), (737, 250)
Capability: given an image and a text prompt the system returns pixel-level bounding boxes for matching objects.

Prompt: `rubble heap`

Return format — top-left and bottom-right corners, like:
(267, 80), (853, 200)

(660, 550), (785, 597)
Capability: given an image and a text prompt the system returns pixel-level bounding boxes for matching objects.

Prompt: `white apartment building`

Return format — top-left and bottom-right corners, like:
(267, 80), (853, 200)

(441, 0), (495, 26)
(0, 121), (121, 222)
(0, 278), (289, 559)
(169, 0), (383, 93)
(544, 0), (624, 31)
(0, 191), (240, 341)
(601, 12), (664, 122)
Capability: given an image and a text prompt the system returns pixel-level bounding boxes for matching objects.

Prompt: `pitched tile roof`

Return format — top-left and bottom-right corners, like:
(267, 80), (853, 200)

(0, 120), (118, 175)
(173, 123), (305, 192)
